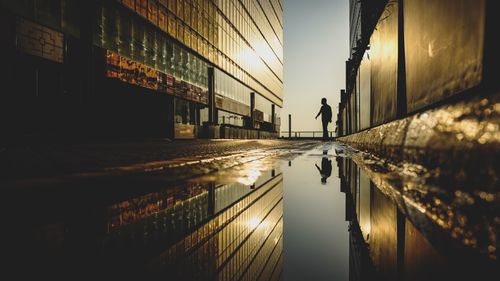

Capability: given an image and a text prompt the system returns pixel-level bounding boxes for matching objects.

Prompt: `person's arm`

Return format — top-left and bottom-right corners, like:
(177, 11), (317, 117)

(315, 108), (322, 119)
(315, 163), (322, 173)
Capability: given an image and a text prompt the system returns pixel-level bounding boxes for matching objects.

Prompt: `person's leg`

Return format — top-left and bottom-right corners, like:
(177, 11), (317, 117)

(322, 121), (328, 139)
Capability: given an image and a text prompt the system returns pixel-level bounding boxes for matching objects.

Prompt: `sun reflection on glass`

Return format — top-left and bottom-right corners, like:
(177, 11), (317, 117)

(237, 161), (263, 186)
(248, 217), (260, 229)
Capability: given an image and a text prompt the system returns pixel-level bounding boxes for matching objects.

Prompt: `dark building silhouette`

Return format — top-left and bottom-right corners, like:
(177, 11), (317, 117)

(0, 0), (283, 140)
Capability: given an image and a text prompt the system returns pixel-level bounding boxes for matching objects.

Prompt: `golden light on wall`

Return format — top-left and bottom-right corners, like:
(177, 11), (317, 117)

(404, 0), (485, 112)
(370, 1), (398, 125)
(248, 217), (260, 229)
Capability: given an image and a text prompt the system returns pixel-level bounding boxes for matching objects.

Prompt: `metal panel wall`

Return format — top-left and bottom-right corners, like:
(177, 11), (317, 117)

(360, 52), (371, 130)
(404, 0), (485, 113)
(350, 88), (357, 133)
(342, 109), (347, 136)
(370, 1), (398, 126)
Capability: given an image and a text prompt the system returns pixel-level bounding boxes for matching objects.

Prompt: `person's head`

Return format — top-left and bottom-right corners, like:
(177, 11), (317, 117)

(321, 177), (327, 184)
(321, 98), (327, 105)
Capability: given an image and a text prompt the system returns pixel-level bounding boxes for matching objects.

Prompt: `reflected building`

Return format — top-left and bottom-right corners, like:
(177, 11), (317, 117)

(5, 162), (284, 280)
(0, 0), (283, 139)
(336, 154), (499, 281)
(147, 174), (284, 280)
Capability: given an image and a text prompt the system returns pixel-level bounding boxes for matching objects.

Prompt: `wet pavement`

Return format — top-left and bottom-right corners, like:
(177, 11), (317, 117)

(2, 142), (499, 280)
(0, 139), (317, 189)
(0, 139), (312, 177)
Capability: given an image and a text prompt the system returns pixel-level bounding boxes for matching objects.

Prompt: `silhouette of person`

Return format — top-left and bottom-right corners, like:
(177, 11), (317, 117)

(315, 157), (332, 184)
(315, 98), (332, 140)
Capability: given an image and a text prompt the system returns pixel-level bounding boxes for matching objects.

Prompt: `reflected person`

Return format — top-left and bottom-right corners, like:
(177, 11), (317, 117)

(315, 157), (332, 184)
(315, 98), (332, 140)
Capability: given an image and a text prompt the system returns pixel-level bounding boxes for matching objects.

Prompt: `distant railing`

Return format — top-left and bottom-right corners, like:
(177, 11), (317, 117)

(279, 131), (336, 139)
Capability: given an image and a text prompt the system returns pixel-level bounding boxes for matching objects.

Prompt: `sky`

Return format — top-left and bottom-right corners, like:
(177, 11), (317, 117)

(282, 0), (349, 132)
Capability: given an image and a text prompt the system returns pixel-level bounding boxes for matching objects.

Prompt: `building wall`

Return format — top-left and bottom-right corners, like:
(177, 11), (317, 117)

(404, 0), (485, 113)
(338, 0), (491, 137)
(1, 0), (283, 139)
(359, 52), (371, 130)
(349, 0), (362, 55)
(370, 1), (398, 126)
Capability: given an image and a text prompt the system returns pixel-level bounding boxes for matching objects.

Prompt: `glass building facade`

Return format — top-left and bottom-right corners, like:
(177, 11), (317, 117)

(0, 0), (283, 139)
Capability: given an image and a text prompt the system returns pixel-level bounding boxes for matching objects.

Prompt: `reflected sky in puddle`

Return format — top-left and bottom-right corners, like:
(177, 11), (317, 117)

(282, 143), (349, 281)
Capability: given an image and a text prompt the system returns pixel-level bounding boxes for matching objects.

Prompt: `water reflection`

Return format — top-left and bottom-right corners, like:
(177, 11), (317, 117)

(4, 143), (498, 280)
(5, 160), (284, 280)
(283, 144), (349, 281)
(147, 174), (284, 280)
(315, 157), (332, 184)
(337, 149), (499, 281)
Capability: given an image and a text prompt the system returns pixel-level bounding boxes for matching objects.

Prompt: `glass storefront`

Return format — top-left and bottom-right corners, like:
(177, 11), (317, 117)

(215, 68), (251, 106)
(174, 97), (208, 125)
(255, 94), (273, 123)
(218, 109), (245, 127)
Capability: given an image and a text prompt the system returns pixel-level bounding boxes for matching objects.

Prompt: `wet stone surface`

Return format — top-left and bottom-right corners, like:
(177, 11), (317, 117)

(0, 140), (318, 189)
(338, 93), (500, 194)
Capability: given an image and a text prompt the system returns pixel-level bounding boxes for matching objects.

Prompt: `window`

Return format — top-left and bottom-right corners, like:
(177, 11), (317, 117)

(176, 0), (184, 19)
(158, 5), (168, 32)
(174, 98), (197, 125)
(168, 12), (177, 37)
(167, 0), (176, 12)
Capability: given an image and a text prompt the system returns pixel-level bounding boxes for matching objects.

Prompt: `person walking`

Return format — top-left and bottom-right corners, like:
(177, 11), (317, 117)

(315, 98), (332, 140)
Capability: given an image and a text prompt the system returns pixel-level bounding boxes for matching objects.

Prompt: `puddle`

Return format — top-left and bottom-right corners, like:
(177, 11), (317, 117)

(282, 143), (349, 280)
(3, 142), (498, 280)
